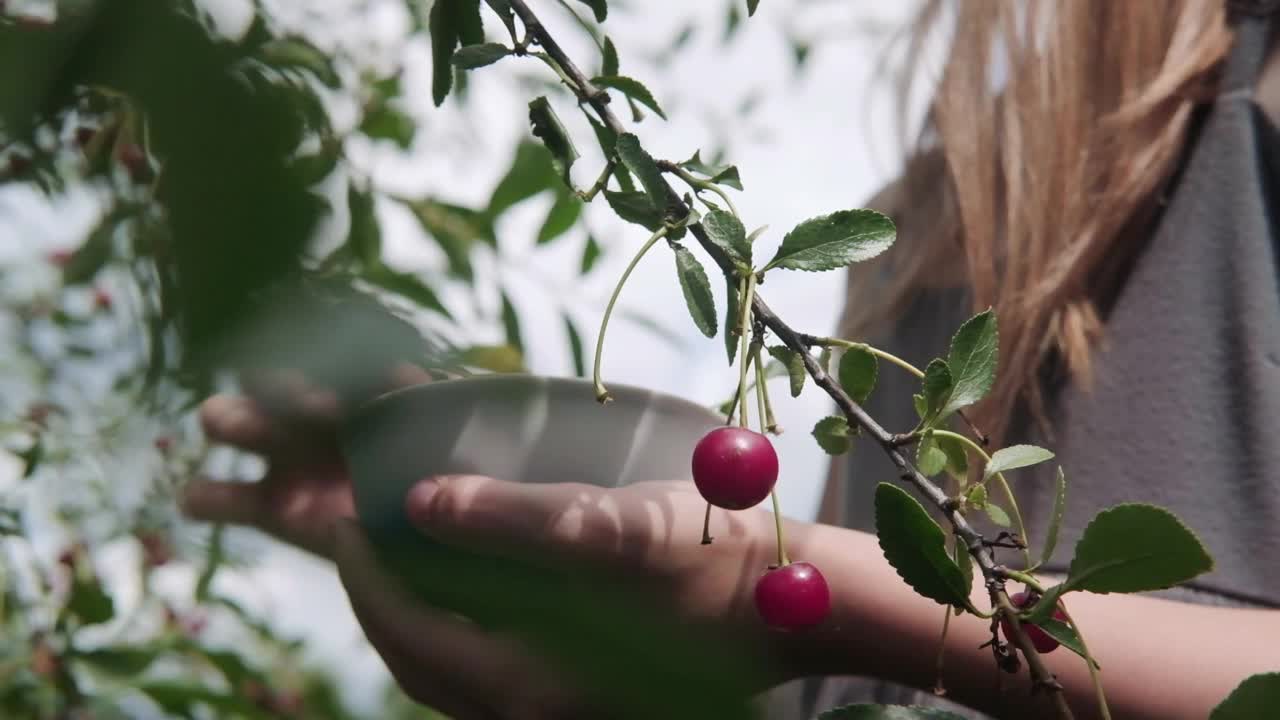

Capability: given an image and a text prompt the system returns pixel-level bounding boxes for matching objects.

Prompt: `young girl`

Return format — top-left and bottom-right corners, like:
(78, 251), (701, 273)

(184, 1), (1280, 717)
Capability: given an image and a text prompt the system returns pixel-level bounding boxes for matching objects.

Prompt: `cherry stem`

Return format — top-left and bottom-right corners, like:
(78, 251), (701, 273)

(750, 339), (780, 433)
(1057, 599), (1111, 720)
(734, 273), (757, 428)
(700, 501), (713, 545)
(768, 488), (789, 567)
(934, 604), (953, 696)
(752, 344), (768, 432)
(593, 226), (668, 403)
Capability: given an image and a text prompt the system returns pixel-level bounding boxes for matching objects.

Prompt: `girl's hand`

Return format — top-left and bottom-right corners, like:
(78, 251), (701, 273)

(333, 475), (817, 718)
(180, 365), (430, 558)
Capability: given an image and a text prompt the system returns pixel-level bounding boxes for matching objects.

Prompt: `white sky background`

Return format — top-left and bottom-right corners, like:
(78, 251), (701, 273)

(2, 0), (937, 713)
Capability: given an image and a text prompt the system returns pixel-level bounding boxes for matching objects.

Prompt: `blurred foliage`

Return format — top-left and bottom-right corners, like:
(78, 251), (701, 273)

(0, 0), (840, 717)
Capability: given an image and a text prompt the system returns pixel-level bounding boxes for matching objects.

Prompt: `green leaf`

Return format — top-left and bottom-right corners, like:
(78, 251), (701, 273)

(614, 133), (668, 217)
(604, 190), (662, 231)
(537, 189), (583, 244)
(708, 166), (743, 190)
(984, 502), (1011, 527)
(916, 435), (947, 477)
(818, 706), (969, 720)
(593, 75), (668, 120)
(700, 209), (750, 267)
(259, 37), (340, 87)
(768, 345), (806, 397)
(1210, 673), (1280, 720)
(673, 246), (717, 338)
(452, 42), (511, 69)
(812, 416), (853, 455)
(982, 444), (1054, 480)
(724, 274), (740, 364)
(576, 0), (607, 22)
(1036, 618), (1098, 668)
(529, 96), (579, 186)
(67, 575), (114, 626)
(602, 36), (619, 76)
(874, 483), (970, 607)
(837, 346), (878, 404)
(613, 164), (637, 192)
(76, 646), (158, 676)
(363, 264), (451, 318)
(581, 235), (602, 274)
(564, 314), (586, 377)
(18, 438), (43, 478)
(942, 309), (998, 415)
(921, 359), (953, 422)
(681, 150), (743, 190)
(965, 484), (988, 508)
(347, 186), (382, 266)
(727, 2), (747, 41)
(1038, 467), (1067, 568)
(500, 289), (523, 354)
(360, 103), (416, 149)
(488, 141), (557, 218)
(912, 393), (927, 420)
(409, 199), (494, 280)
(460, 345), (524, 373)
(763, 209), (896, 272)
(429, 0), (484, 105)
(138, 682), (262, 718)
(936, 435), (969, 482)
(1064, 503), (1213, 594)
(747, 0), (762, 17)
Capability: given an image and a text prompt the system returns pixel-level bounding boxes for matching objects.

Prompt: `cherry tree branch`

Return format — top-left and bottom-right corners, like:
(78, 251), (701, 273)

(505, 1), (1069, 714)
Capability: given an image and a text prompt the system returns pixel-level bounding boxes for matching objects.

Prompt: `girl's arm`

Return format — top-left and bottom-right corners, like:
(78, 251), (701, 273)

(788, 519), (1278, 720)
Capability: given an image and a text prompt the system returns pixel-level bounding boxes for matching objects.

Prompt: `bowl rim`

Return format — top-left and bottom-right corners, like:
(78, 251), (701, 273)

(340, 373), (724, 437)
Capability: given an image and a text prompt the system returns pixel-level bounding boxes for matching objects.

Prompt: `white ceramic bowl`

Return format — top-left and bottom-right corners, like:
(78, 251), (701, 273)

(339, 374), (723, 540)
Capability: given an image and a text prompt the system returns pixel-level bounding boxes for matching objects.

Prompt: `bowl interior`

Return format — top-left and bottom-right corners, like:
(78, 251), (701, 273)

(339, 374), (722, 540)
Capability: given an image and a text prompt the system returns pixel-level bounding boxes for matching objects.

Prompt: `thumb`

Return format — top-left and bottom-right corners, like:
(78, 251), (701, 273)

(405, 475), (608, 566)
(180, 477), (266, 528)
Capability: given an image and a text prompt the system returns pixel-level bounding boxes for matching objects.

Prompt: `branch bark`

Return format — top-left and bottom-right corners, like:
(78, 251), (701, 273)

(505, 1), (1070, 714)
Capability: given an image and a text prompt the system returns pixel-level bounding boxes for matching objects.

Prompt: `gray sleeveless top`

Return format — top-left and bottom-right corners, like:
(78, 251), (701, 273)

(767, 4), (1280, 717)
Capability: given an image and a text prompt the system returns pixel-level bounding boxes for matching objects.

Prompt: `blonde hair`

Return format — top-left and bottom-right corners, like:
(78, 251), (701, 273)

(842, 0), (1234, 443)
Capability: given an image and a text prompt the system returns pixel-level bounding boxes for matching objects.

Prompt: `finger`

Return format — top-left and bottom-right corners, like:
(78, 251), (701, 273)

(333, 521), (562, 718)
(240, 369), (341, 425)
(179, 477), (266, 528)
(199, 394), (279, 455)
(405, 475), (625, 570)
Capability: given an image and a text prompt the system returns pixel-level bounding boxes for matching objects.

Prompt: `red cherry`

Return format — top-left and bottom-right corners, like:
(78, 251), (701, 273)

(691, 427), (778, 510)
(92, 287), (112, 310)
(754, 561), (831, 630)
(1000, 591), (1065, 654)
(154, 436), (172, 453)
